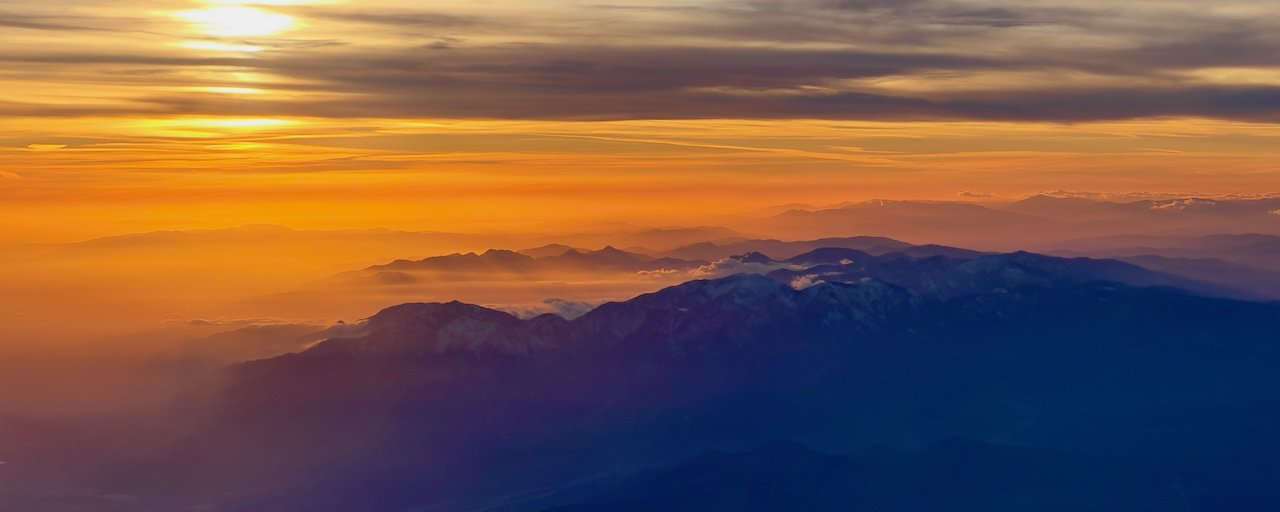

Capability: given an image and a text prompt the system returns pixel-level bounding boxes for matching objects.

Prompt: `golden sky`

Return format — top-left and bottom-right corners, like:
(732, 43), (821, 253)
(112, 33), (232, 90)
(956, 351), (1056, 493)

(3, 0), (1280, 243)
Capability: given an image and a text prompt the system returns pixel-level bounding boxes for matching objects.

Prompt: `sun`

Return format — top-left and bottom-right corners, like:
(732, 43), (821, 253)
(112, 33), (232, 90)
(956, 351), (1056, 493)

(176, 6), (295, 37)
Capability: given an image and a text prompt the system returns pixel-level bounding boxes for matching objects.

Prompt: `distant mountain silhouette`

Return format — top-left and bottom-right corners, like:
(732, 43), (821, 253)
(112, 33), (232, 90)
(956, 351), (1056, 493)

(748, 197), (1280, 250)
(361, 246), (706, 278)
(542, 246), (655, 270)
(1114, 254), (1280, 300)
(519, 244), (583, 258)
(1051, 233), (1280, 271)
(375, 249), (539, 273)
(768, 250), (1245, 300)
(753, 201), (1051, 248)
(736, 251), (776, 264)
(103, 251), (1280, 512)
(1007, 195), (1280, 225)
(891, 244), (987, 260)
(661, 236), (912, 261)
(1042, 233), (1280, 298)
(780, 247), (867, 265)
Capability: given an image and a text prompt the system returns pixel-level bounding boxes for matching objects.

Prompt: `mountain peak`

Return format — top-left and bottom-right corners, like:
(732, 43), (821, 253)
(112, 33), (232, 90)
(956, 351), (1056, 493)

(302, 301), (539, 357)
(787, 247), (870, 266)
(519, 243), (579, 258)
(735, 251), (775, 264)
(649, 273), (792, 305)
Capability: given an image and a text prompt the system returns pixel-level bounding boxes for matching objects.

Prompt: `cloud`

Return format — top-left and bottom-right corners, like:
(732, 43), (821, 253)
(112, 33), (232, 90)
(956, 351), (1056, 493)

(4, 1), (1280, 123)
(1149, 198), (1220, 210)
(0, 170), (20, 180)
(499, 299), (599, 320)
(186, 319), (222, 327)
(789, 274), (825, 289)
(959, 191), (993, 198)
(752, 0), (1039, 28)
(1035, 190), (1280, 201)
(178, 317), (294, 327)
(691, 257), (797, 278)
(323, 321), (369, 340)
(9, 44), (1280, 123)
(299, 9), (479, 29)
(0, 12), (123, 32)
(26, 143), (66, 151)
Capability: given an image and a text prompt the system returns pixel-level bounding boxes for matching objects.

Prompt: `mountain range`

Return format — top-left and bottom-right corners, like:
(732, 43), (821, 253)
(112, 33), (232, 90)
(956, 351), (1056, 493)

(745, 196), (1280, 249)
(365, 246), (707, 278)
(1049, 233), (1280, 271)
(331, 237), (1276, 304)
(68, 248), (1280, 512)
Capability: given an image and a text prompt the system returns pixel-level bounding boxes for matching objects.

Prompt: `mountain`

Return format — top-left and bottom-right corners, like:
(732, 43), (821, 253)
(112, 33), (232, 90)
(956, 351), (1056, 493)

(891, 244), (987, 260)
(373, 249), (539, 274)
(783, 247), (875, 266)
(748, 197), (1280, 251)
(1039, 233), (1280, 298)
(304, 301), (564, 357)
(90, 251), (1280, 512)
(738, 202), (820, 217)
(661, 236), (912, 261)
(360, 247), (705, 279)
(1113, 254), (1280, 301)
(768, 251), (1245, 300)
(542, 246), (659, 271)
(1000, 194), (1134, 221)
(737, 251), (776, 264)
(1008, 195), (1280, 220)
(547, 226), (753, 252)
(519, 244), (582, 258)
(342, 237), (983, 290)
(1003, 196), (1280, 238)
(752, 201), (1052, 248)
(1049, 233), (1280, 271)
(606, 227), (751, 250)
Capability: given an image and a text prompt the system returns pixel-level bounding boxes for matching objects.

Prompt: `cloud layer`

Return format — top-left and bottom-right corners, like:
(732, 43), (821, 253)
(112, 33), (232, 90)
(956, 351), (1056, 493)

(3, 0), (1280, 122)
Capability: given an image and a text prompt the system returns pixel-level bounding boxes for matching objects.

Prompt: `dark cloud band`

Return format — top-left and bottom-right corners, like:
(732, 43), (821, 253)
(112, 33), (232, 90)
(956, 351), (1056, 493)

(2, 0), (1278, 123)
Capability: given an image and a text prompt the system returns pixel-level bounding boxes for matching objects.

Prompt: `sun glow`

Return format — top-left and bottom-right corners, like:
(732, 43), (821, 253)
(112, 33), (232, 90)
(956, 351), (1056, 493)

(195, 117), (296, 128)
(209, 0), (338, 4)
(179, 41), (264, 53)
(198, 86), (269, 95)
(128, 117), (300, 136)
(176, 6), (295, 37)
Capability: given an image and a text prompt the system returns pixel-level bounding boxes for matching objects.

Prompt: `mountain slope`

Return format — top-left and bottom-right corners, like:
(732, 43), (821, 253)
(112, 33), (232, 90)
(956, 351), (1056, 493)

(544, 439), (1188, 512)
(87, 253), (1280, 512)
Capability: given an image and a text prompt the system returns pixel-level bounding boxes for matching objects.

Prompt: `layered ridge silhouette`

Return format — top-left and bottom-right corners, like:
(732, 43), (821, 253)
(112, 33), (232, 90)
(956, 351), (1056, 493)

(68, 249), (1280, 512)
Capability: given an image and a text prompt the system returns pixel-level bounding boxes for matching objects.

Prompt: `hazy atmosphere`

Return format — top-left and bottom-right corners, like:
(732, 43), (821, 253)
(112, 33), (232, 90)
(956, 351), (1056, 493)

(3, 1), (1279, 511)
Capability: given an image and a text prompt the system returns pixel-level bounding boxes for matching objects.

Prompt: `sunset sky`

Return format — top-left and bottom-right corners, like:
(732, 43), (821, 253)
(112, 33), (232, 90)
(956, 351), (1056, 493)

(3, 0), (1280, 243)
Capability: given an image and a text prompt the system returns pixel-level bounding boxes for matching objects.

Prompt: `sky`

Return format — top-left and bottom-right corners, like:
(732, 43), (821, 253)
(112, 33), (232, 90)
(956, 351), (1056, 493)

(3, 0), (1280, 243)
